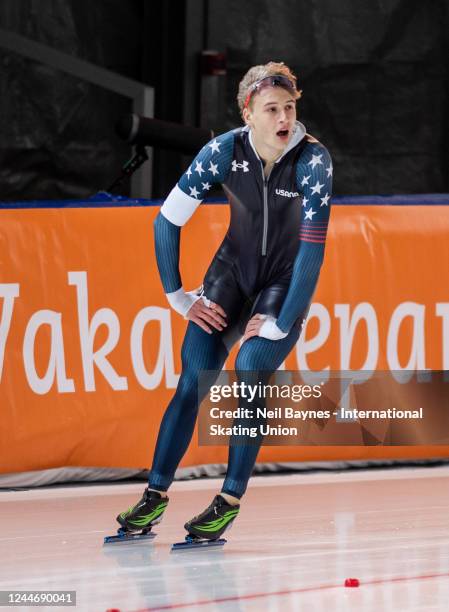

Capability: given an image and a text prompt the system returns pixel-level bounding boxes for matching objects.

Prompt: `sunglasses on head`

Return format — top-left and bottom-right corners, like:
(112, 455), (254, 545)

(243, 75), (296, 109)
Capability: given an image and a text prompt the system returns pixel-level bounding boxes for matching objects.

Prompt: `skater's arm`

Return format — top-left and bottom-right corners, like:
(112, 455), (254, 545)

(258, 140), (332, 339)
(154, 131), (234, 317)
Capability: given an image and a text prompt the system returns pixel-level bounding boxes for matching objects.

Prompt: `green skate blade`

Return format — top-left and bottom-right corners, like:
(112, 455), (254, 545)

(104, 530), (156, 545)
(171, 537), (226, 551)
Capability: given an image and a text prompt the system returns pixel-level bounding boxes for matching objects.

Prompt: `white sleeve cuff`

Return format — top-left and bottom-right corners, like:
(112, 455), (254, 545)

(258, 315), (288, 340)
(166, 287), (202, 318)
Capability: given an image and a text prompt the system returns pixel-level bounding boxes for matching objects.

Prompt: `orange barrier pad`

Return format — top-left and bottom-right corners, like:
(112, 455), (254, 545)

(1, 204), (448, 473)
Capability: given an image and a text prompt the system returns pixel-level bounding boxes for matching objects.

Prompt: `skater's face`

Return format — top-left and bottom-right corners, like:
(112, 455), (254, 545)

(243, 86), (297, 156)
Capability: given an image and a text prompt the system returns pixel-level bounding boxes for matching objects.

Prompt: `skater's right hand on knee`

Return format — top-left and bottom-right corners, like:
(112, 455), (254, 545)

(187, 299), (227, 334)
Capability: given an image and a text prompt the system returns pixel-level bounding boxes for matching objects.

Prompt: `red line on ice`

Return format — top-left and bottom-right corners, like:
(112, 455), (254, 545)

(128, 571), (449, 611)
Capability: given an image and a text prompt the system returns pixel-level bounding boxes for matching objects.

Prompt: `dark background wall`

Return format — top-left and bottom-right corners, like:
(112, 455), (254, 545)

(0, 0), (448, 201)
(0, 0), (143, 201)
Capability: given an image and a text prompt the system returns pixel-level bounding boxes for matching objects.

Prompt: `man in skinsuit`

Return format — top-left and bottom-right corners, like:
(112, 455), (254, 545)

(116, 61), (333, 542)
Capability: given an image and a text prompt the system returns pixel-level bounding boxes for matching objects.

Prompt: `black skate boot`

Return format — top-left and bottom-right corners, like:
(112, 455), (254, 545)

(172, 494), (239, 551)
(104, 489), (169, 545)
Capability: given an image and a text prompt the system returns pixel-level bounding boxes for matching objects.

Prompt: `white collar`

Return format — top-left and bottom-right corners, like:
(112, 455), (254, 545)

(243, 120), (306, 163)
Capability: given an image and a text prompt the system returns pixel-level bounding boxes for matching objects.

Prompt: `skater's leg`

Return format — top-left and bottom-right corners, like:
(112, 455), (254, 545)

(116, 322), (231, 534)
(116, 273), (246, 534)
(148, 321), (229, 492)
(182, 323), (301, 542)
(221, 323), (301, 499)
(115, 321), (240, 533)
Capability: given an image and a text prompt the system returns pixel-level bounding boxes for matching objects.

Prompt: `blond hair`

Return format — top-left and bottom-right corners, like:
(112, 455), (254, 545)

(237, 61), (302, 116)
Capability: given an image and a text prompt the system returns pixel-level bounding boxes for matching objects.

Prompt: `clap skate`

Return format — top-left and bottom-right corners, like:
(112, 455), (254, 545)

(104, 489), (168, 545)
(172, 494), (239, 551)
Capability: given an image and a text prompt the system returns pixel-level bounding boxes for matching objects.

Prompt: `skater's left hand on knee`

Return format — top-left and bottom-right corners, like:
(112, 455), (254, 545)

(243, 314), (265, 341)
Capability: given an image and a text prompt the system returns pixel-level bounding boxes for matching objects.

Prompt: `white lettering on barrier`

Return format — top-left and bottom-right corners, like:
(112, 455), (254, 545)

(436, 303), (449, 370)
(0, 283), (19, 381)
(130, 306), (179, 390)
(296, 303), (331, 384)
(23, 310), (75, 394)
(335, 303), (379, 372)
(334, 303), (380, 409)
(68, 272), (128, 392)
(1, 277), (448, 394)
(387, 302), (426, 381)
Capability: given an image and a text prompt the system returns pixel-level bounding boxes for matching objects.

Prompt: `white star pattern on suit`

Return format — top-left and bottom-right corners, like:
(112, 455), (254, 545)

(195, 161), (204, 177)
(209, 140), (221, 154)
(304, 207), (317, 220)
(320, 193), (330, 207)
(209, 161), (219, 176)
(308, 154), (323, 169)
(311, 181), (324, 195)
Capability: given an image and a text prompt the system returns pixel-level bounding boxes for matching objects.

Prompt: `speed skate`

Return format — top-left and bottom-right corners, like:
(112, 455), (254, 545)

(171, 494), (239, 551)
(171, 534), (227, 551)
(105, 488), (169, 544)
(104, 526), (157, 545)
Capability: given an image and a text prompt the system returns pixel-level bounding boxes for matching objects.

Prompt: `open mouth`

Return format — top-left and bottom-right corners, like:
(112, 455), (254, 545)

(276, 129), (289, 139)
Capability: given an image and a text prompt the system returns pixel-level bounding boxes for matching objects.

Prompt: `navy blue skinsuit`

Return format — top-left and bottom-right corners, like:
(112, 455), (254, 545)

(149, 121), (333, 498)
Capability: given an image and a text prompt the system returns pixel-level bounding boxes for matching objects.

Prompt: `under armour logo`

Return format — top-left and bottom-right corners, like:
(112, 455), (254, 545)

(231, 160), (249, 173)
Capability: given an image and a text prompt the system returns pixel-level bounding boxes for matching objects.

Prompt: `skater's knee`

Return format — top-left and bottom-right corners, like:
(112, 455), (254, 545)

(235, 349), (266, 378)
(177, 369), (197, 394)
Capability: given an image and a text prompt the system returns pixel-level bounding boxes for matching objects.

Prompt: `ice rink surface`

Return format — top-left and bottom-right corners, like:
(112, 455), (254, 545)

(1, 465), (449, 611)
